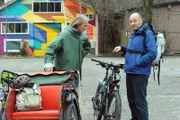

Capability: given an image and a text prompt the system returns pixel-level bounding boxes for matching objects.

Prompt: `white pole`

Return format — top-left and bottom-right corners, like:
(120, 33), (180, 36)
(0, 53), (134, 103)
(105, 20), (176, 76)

(78, 0), (82, 14)
(95, 15), (98, 56)
(5, 0), (9, 55)
(62, 0), (67, 25)
(78, 0), (82, 106)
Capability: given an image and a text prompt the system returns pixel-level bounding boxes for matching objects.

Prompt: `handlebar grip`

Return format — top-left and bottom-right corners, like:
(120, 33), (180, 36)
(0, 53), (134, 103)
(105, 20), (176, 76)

(91, 59), (108, 66)
(118, 64), (124, 69)
(91, 59), (101, 63)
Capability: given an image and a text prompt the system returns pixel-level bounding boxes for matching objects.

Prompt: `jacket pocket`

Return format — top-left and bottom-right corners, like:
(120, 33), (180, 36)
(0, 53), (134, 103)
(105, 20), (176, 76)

(135, 54), (143, 66)
(125, 53), (137, 71)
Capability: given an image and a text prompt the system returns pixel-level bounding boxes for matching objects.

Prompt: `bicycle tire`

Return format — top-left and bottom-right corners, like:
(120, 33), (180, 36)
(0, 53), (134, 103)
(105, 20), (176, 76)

(97, 93), (104, 120)
(65, 102), (78, 120)
(93, 82), (105, 120)
(0, 102), (3, 120)
(107, 91), (122, 120)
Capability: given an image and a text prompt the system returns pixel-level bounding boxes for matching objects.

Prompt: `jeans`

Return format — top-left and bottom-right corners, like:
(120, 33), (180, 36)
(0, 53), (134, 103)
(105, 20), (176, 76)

(126, 74), (148, 120)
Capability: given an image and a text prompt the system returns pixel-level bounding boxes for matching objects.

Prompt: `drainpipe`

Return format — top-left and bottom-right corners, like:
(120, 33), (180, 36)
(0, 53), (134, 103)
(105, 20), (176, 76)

(5, 0), (10, 55)
(78, 0), (82, 14)
(62, 0), (67, 25)
(95, 15), (98, 56)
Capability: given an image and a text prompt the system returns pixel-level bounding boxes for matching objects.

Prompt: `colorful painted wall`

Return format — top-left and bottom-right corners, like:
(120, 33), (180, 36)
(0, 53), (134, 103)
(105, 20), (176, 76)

(0, 0), (96, 56)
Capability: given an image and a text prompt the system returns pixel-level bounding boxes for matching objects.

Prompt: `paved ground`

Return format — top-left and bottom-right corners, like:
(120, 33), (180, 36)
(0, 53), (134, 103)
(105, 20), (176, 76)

(0, 56), (180, 120)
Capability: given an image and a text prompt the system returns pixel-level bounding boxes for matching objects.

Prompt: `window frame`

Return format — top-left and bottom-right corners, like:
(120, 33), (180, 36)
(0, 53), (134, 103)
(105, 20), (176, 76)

(32, 1), (62, 13)
(4, 39), (22, 53)
(84, 14), (94, 20)
(1, 22), (29, 34)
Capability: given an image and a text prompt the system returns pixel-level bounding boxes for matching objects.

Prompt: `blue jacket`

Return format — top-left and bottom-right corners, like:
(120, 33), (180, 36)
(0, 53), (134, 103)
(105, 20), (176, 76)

(121, 23), (157, 76)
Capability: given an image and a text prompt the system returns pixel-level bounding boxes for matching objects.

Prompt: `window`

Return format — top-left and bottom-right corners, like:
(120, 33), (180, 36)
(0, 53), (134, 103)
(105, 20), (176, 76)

(55, 2), (61, 12)
(84, 14), (94, 20)
(34, 2), (40, 12)
(4, 39), (21, 53)
(1, 22), (28, 34)
(41, 2), (47, 12)
(33, 2), (62, 13)
(48, 2), (54, 12)
(9, 23), (15, 33)
(16, 23), (21, 33)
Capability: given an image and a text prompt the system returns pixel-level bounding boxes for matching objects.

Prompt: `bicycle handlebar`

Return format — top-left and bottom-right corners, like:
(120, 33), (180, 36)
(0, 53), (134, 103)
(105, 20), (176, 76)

(91, 59), (124, 69)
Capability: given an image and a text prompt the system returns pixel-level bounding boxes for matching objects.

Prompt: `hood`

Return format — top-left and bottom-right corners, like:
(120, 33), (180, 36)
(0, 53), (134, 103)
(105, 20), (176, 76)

(63, 25), (82, 37)
(132, 23), (155, 35)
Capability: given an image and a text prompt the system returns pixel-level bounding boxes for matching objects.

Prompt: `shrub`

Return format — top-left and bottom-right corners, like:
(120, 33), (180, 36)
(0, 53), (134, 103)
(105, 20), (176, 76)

(20, 43), (27, 56)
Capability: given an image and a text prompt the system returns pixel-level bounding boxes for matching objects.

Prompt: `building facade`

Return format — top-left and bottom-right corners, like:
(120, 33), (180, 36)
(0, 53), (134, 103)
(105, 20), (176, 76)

(124, 0), (180, 53)
(0, 0), (96, 56)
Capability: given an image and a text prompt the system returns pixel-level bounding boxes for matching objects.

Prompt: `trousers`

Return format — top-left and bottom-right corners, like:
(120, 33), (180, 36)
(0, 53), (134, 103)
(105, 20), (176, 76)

(126, 74), (148, 120)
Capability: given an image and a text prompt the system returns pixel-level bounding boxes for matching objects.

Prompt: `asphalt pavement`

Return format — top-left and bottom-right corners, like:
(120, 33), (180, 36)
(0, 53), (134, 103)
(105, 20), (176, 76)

(0, 56), (180, 120)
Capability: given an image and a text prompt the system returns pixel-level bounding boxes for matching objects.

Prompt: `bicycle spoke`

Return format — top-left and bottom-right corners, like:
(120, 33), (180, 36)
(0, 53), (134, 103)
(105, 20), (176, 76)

(66, 103), (78, 120)
(70, 107), (77, 120)
(109, 97), (116, 117)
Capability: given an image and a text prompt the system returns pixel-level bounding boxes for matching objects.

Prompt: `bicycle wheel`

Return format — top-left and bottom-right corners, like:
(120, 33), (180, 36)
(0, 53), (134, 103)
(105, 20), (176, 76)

(65, 102), (78, 120)
(92, 94), (104, 120)
(92, 81), (105, 120)
(0, 101), (3, 120)
(107, 91), (122, 120)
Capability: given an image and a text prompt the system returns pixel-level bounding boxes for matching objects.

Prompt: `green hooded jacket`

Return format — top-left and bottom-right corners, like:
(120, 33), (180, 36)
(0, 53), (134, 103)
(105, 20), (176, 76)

(44, 25), (91, 73)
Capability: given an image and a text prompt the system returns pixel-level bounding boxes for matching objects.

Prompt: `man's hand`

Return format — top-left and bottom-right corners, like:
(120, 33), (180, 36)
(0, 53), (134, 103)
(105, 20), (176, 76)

(113, 46), (121, 53)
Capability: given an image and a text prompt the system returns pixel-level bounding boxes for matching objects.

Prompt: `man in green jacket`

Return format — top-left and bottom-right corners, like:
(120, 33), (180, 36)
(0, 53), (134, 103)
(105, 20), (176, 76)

(44, 15), (91, 75)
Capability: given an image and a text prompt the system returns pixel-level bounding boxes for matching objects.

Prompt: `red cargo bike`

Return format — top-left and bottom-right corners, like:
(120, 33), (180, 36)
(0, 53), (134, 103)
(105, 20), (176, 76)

(0, 70), (82, 120)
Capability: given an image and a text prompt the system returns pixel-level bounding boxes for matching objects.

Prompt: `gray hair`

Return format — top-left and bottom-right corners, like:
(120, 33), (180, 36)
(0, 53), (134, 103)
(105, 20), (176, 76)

(70, 15), (89, 28)
(130, 13), (143, 21)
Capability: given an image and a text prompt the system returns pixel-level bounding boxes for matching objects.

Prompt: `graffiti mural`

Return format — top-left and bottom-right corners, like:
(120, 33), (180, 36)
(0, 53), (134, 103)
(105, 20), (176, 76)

(0, 0), (96, 56)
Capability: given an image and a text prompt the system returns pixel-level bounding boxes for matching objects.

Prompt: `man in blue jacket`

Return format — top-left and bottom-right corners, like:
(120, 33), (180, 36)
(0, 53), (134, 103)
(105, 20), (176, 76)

(113, 13), (157, 120)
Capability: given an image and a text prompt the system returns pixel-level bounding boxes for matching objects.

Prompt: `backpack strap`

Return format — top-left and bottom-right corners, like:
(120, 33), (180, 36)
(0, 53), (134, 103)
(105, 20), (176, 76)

(126, 49), (146, 55)
(142, 24), (155, 50)
(152, 60), (161, 85)
(127, 25), (152, 54)
(157, 60), (161, 85)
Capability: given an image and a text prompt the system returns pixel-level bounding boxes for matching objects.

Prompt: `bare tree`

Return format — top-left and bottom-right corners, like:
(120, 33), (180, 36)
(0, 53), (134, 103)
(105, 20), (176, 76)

(142, 0), (153, 24)
(83, 0), (127, 55)
(82, 0), (152, 55)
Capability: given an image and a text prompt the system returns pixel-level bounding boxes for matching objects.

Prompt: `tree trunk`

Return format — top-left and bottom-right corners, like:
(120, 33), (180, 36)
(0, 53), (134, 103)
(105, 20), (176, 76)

(142, 0), (153, 24)
(98, 13), (124, 54)
(82, 0), (125, 55)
